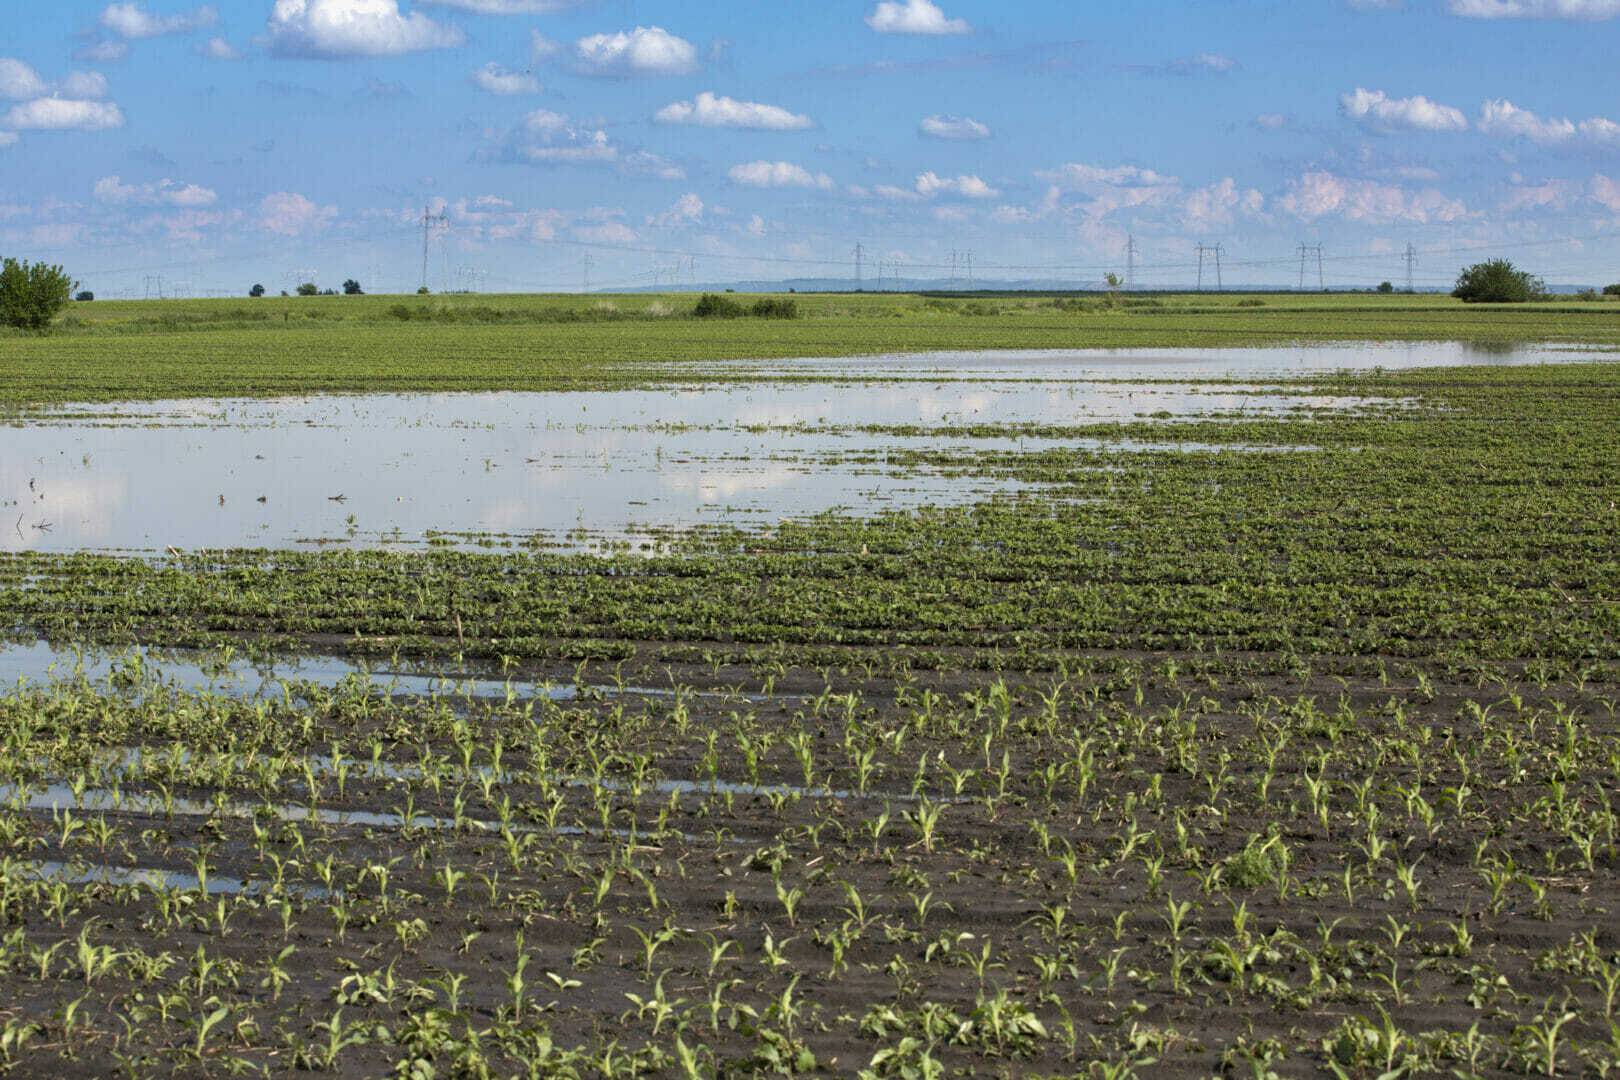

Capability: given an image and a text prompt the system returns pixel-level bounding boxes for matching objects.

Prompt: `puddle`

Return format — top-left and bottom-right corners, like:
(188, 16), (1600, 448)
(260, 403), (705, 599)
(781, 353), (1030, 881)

(21, 858), (330, 899)
(726, 341), (1614, 380)
(0, 640), (775, 707)
(0, 780), (707, 843)
(0, 346), (1441, 554)
(92, 746), (952, 805)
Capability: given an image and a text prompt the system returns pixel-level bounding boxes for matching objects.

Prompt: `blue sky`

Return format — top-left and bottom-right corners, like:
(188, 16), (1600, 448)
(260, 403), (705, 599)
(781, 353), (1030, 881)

(3, 0), (1619, 295)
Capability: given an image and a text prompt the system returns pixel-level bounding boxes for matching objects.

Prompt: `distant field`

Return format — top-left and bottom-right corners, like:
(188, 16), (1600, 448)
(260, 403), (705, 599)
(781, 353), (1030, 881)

(2, 290), (1618, 406)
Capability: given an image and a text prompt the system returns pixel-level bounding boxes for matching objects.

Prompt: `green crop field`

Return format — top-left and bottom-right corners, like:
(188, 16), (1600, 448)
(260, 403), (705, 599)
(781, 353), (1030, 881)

(0, 295), (1617, 1076)
(2, 290), (1617, 408)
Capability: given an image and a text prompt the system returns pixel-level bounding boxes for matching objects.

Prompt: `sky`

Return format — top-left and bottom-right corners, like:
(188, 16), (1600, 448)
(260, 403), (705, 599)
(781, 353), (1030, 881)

(2, 0), (1619, 296)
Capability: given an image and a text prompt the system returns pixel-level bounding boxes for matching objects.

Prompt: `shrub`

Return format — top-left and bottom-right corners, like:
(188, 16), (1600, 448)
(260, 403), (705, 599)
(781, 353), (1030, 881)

(749, 297), (798, 319)
(388, 303), (413, 321)
(0, 258), (75, 331)
(1452, 260), (1545, 303)
(75, 290), (95, 302)
(1236, 297), (1266, 308)
(296, 282), (319, 297)
(1377, 281), (1394, 294)
(1576, 288), (1600, 301)
(693, 293), (744, 318)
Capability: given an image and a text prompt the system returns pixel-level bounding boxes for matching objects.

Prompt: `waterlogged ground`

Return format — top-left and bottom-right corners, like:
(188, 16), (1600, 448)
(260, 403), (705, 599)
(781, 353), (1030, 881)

(0, 336), (1617, 1076)
(0, 342), (1557, 555)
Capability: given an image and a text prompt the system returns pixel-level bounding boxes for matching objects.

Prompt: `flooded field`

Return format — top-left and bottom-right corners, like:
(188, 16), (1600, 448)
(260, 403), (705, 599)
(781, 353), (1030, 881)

(0, 343), (1509, 554)
(1, 333), (1617, 1077)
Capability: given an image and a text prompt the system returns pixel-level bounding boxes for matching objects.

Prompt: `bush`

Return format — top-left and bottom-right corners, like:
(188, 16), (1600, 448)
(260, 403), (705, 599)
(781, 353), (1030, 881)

(1604, 283), (1620, 297)
(1452, 260), (1545, 303)
(296, 283), (319, 297)
(75, 291), (94, 302)
(1576, 288), (1600, 301)
(1377, 281), (1394, 294)
(0, 258), (75, 331)
(749, 297), (798, 319)
(693, 293), (744, 318)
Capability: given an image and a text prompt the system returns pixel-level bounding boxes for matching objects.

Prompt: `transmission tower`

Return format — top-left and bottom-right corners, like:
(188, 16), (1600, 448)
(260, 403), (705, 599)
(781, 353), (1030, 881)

(1125, 235), (1139, 290)
(965, 252), (974, 288)
(1195, 244), (1224, 291)
(852, 242), (865, 287)
(583, 254), (593, 293)
(1297, 244), (1324, 291)
(420, 206), (448, 292)
(1403, 243), (1417, 294)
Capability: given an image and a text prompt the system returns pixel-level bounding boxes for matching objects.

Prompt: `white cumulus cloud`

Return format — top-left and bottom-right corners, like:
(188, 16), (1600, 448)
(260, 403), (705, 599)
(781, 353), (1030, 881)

(728, 161), (835, 190)
(1278, 170), (1467, 224)
(1449, 0), (1620, 17)
(94, 175), (218, 207)
(100, 3), (218, 38)
(472, 62), (540, 94)
(1591, 174), (1620, 211)
(1478, 98), (1576, 142)
(866, 0), (971, 34)
(919, 114), (990, 140)
(505, 109), (685, 179)
(1339, 88), (1468, 132)
(266, 0), (464, 59)
(60, 72), (111, 99)
(649, 192), (704, 227)
(3, 98), (125, 131)
(1038, 163), (1180, 192)
(915, 171), (998, 198)
(655, 92), (812, 130)
(0, 60), (48, 101)
(199, 37), (241, 59)
(258, 191), (337, 235)
(420, 0), (582, 11)
(572, 27), (698, 76)
(1183, 177), (1265, 229)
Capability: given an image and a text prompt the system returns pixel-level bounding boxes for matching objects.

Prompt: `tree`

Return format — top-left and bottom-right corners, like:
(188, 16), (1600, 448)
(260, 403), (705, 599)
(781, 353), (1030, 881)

(1452, 260), (1545, 303)
(342, 279), (363, 295)
(296, 282), (319, 297)
(75, 290), (95, 302)
(1377, 281), (1394, 294)
(0, 257), (75, 331)
(250, 283), (266, 298)
(1603, 283), (1620, 297)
